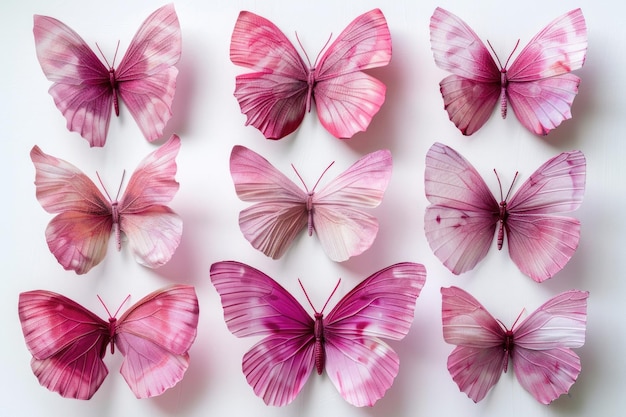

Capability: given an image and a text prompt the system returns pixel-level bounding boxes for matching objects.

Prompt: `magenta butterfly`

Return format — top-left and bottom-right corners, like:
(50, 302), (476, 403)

(424, 142), (585, 282)
(31, 135), (182, 274)
(230, 145), (392, 261)
(18, 285), (199, 399)
(210, 261), (426, 406)
(441, 286), (588, 404)
(230, 9), (391, 139)
(429, 8), (587, 135)
(33, 4), (181, 147)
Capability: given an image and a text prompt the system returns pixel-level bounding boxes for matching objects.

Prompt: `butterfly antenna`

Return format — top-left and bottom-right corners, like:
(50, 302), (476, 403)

(97, 294), (113, 318)
(298, 278), (341, 314)
(113, 294), (131, 318)
(486, 40), (504, 70)
(115, 170), (126, 201)
(112, 40), (120, 68)
(291, 164), (310, 194)
(295, 32), (313, 68)
(315, 33), (334, 67)
(511, 307), (527, 331)
(96, 171), (114, 202)
(504, 39), (520, 69)
(312, 161), (336, 192)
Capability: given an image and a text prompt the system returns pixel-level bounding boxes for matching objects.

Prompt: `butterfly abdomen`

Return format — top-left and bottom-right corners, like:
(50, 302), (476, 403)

(108, 69), (120, 116)
(497, 202), (509, 250)
(500, 71), (508, 119)
(314, 313), (325, 375)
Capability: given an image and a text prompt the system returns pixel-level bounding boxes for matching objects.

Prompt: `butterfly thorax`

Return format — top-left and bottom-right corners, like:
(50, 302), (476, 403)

(502, 329), (514, 372)
(306, 192), (315, 236)
(313, 312), (326, 375)
(111, 202), (122, 250)
(108, 68), (120, 116)
(497, 201), (509, 250)
(306, 68), (317, 113)
(107, 317), (118, 354)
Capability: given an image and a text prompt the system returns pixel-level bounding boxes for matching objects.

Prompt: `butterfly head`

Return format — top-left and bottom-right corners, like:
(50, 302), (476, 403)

(97, 294), (131, 354)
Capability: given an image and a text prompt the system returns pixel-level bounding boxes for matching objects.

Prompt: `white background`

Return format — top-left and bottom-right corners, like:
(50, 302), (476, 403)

(1, 0), (624, 416)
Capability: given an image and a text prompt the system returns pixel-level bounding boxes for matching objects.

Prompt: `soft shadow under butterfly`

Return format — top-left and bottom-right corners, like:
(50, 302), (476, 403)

(18, 285), (199, 399)
(230, 145), (392, 262)
(441, 286), (588, 404)
(33, 4), (181, 147)
(429, 8), (587, 135)
(210, 261), (426, 406)
(31, 135), (182, 274)
(230, 9), (392, 139)
(424, 142), (586, 282)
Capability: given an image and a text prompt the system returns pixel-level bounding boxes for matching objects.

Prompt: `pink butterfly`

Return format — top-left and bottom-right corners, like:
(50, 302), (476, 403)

(33, 4), (181, 147)
(210, 261), (426, 406)
(18, 285), (199, 399)
(441, 286), (588, 404)
(424, 142), (586, 282)
(230, 145), (392, 261)
(31, 135), (182, 274)
(230, 9), (391, 139)
(429, 8), (587, 135)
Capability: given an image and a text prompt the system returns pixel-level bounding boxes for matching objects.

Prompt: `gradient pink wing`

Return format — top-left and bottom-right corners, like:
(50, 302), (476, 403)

(429, 7), (501, 135)
(505, 150), (586, 281)
(323, 263), (426, 406)
(18, 290), (110, 399)
(118, 135), (182, 268)
(441, 286), (508, 402)
(229, 145), (308, 259)
(312, 149), (392, 261)
(30, 145), (112, 274)
(116, 4), (181, 142)
(210, 261), (315, 406)
(506, 9), (587, 135)
(230, 11), (309, 139)
(313, 9), (391, 138)
(33, 14), (113, 147)
(510, 290), (588, 403)
(424, 143), (499, 275)
(115, 285), (199, 398)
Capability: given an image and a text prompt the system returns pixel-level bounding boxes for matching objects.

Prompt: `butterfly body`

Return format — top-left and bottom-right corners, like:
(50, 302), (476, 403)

(19, 285), (199, 399)
(31, 135), (182, 274)
(430, 8), (587, 135)
(230, 9), (391, 139)
(441, 286), (588, 404)
(210, 261), (426, 406)
(425, 142), (585, 282)
(33, 4), (181, 146)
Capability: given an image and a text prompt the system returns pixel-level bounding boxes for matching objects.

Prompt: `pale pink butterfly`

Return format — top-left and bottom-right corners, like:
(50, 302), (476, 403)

(429, 8), (587, 135)
(424, 142), (585, 282)
(18, 285), (199, 399)
(441, 286), (588, 404)
(31, 135), (182, 274)
(33, 4), (181, 147)
(230, 9), (391, 139)
(210, 261), (426, 406)
(230, 145), (392, 262)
